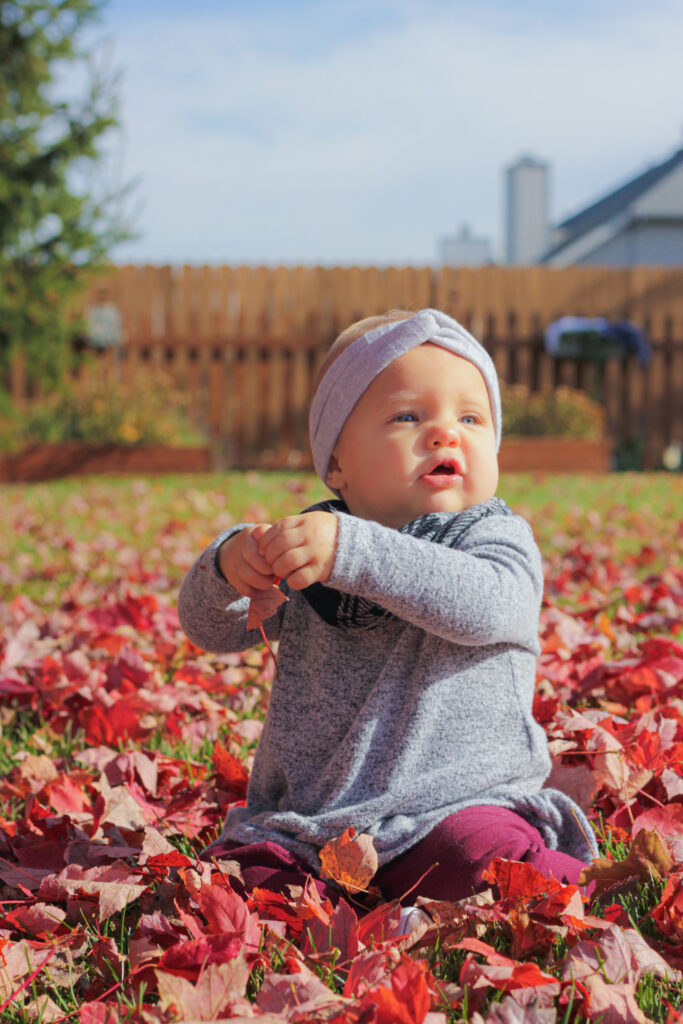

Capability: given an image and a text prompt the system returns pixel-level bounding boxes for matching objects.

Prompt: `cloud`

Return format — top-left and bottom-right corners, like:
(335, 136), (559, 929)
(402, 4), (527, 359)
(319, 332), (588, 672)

(99, 0), (683, 263)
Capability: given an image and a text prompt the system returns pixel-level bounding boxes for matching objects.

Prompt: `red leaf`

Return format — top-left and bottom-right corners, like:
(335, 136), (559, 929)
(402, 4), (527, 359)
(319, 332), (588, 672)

(4, 902), (67, 938)
(358, 959), (431, 1024)
(502, 962), (559, 992)
(44, 775), (91, 814)
(156, 957), (250, 1019)
(82, 699), (150, 746)
(246, 585), (288, 629)
(157, 934), (244, 979)
(211, 743), (249, 798)
(651, 870), (683, 941)
(343, 949), (394, 999)
(304, 897), (359, 960)
(356, 899), (402, 948)
(79, 1004), (120, 1024)
(456, 937), (515, 966)
(482, 858), (564, 901)
(632, 805), (683, 842)
(387, 957), (431, 1022)
(248, 887), (306, 933)
(532, 693), (560, 723)
(197, 882), (261, 952)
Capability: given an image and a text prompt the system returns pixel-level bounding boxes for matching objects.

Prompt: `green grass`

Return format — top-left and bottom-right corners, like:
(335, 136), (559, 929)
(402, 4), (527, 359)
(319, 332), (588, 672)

(2, 470), (681, 584)
(1, 470), (680, 607)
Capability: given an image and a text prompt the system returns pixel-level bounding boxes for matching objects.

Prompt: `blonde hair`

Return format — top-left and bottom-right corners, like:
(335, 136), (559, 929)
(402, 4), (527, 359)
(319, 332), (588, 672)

(314, 309), (414, 394)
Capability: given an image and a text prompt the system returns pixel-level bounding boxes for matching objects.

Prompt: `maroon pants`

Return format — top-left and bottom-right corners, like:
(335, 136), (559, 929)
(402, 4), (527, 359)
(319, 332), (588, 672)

(203, 805), (593, 903)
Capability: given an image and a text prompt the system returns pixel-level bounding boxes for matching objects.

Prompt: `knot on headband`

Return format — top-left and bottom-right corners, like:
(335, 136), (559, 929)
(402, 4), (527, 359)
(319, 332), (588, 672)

(308, 308), (502, 484)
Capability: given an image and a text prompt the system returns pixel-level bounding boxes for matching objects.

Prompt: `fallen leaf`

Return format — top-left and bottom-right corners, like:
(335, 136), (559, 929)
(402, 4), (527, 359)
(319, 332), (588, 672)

(579, 829), (675, 897)
(482, 994), (558, 1024)
(319, 827), (378, 894)
(246, 585), (288, 629)
(562, 923), (682, 986)
(4, 902), (66, 937)
(303, 896), (359, 960)
(580, 974), (652, 1024)
(545, 760), (600, 815)
(38, 862), (148, 921)
(79, 1005), (120, 1024)
(357, 955), (431, 1024)
(631, 805), (683, 843)
(197, 882), (262, 952)
(18, 755), (59, 786)
(156, 956), (250, 1019)
(211, 743), (249, 797)
(21, 994), (64, 1022)
(257, 965), (345, 1016)
(651, 869), (683, 941)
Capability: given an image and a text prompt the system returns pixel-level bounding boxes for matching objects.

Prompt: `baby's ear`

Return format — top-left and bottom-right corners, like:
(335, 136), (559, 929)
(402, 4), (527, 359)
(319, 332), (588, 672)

(325, 452), (345, 490)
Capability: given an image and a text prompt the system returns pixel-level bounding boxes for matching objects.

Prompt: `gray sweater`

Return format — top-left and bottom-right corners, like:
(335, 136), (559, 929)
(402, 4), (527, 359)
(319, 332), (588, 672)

(178, 505), (598, 872)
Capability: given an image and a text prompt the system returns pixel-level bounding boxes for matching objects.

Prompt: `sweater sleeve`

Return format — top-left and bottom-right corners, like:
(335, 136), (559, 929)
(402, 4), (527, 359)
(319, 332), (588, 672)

(326, 512), (543, 647)
(177, 526), (285, 654)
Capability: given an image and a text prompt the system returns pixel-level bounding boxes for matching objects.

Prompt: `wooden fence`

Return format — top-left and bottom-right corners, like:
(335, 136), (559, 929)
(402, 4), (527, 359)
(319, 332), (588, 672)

(81, 264), (683, 343)
(13, 265), (683, 468)
(109, 332), (680, 470)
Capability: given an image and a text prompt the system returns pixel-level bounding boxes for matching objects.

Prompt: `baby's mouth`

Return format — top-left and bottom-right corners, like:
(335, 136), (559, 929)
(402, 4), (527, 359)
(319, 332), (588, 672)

(422, 458), (463, 481)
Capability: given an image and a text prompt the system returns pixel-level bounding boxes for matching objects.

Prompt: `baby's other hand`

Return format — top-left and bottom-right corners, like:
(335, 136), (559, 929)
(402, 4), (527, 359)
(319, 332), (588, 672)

(218, 524), (276, 598)
(258, 512), (338, 589)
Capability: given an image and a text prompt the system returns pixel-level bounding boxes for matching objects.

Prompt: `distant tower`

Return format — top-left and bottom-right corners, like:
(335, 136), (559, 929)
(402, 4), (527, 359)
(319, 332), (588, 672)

(505, 156), (550, 264)
(438, 223), (493, 266)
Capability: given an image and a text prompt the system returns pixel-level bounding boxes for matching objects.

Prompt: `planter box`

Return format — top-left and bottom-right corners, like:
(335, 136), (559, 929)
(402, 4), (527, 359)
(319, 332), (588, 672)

(0, 442), (213, 483)
(499, 437), (610, 473)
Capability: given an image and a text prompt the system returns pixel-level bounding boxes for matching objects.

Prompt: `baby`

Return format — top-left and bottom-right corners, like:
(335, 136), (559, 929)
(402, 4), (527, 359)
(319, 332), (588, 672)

(178, 308), (597, 903)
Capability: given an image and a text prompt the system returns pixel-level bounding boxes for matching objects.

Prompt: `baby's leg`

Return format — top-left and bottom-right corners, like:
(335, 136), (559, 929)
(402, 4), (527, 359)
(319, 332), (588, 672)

(376, 805), (593, 902)
(200, 837), (340, 903)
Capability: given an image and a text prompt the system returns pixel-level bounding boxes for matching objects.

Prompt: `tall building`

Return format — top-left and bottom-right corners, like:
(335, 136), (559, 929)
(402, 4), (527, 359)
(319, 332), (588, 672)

(438, 223), (493, 266)
(505, 156), (550, 264)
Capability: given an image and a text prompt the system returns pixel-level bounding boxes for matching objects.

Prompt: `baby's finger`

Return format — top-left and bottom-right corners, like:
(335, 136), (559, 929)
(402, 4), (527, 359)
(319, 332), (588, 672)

(259, 528), (307, 567)
(284, 563), (320, 591)
(258, 516), (305, 550)
(267, 546), (312, 582)
(243, 539), (274, 576)
(237, 561), (276, 593)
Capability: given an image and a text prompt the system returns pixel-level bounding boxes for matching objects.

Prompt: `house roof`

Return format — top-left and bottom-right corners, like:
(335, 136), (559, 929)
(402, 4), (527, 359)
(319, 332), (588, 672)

(541, 147), (683, 262)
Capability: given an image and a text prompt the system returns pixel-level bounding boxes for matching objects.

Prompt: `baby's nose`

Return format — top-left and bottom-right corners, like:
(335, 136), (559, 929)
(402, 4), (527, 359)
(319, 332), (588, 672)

(428, 422), (459, 447)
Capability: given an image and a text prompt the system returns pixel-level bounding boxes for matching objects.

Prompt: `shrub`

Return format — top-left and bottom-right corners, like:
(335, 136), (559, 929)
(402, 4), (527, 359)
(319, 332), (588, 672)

(0, 367), (205, 452)
(501, 385), (605, 439)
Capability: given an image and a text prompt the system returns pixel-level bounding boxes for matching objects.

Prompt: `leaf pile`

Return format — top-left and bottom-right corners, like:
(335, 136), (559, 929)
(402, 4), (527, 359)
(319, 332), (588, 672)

(1, 475), (682, 1023)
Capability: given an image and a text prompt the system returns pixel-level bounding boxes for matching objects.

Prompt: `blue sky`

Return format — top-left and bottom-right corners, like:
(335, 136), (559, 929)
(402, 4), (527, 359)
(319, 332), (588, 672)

(85, 0), (683, 265)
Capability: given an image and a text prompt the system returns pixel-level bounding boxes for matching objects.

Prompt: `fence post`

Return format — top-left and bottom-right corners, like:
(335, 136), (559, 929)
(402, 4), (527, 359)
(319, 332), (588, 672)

(10, 349), (27, 407)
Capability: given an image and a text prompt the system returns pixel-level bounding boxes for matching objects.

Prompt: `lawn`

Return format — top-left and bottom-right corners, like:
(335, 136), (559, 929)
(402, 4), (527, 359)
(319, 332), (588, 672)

(0, 472), (682, 1023)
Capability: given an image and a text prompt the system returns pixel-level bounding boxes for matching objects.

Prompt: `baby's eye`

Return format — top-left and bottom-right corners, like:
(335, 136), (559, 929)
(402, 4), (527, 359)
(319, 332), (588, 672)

(392, 412), (417, 423)
(460, 414), (479, 425)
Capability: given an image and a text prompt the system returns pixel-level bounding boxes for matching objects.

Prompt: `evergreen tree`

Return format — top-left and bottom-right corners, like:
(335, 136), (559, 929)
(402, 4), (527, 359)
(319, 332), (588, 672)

(0, 0), (134, 391)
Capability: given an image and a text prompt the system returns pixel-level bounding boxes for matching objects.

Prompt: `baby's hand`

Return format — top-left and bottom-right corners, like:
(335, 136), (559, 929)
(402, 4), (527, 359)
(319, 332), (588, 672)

(258, 512), (339, 590)
(218, 524), (276, 598)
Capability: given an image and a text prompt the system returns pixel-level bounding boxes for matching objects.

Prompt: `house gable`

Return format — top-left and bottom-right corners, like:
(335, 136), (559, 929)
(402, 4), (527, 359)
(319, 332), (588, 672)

(632, 160), (683, 220)
(541, 147), (683, 265)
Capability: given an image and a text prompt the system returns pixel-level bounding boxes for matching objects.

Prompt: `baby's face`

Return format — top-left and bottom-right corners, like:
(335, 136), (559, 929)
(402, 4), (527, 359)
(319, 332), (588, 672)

(326, 343), (499, 528)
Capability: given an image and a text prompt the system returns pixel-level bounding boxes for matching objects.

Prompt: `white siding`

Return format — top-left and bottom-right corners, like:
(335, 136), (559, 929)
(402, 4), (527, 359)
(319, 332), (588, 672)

(632, 163), (683, 219)
(576, 222), (683, 265)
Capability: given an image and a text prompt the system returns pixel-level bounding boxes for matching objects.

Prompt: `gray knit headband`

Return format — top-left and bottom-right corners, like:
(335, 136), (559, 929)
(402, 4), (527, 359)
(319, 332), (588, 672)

(309, 308), (502, 484)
